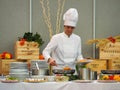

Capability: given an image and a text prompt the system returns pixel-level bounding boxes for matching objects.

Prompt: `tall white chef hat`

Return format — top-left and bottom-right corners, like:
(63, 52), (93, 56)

(63, 8), (78, 27)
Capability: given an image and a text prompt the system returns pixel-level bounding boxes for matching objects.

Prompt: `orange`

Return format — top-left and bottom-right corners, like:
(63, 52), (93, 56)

(39, 54), (45, 60)
(0, 52), (12, 59)
(114, 75), (120, 80)
(0, 54), (3, 59)
(63, 66), (71, 70)
(5, 53), (12, 59)
(102, 75), (109, 80)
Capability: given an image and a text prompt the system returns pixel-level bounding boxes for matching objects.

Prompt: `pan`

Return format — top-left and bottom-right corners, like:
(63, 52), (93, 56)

(52, 69), (75, 74)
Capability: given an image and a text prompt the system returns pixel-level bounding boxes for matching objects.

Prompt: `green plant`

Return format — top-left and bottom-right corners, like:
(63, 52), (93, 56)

(20, 32), (44, 47)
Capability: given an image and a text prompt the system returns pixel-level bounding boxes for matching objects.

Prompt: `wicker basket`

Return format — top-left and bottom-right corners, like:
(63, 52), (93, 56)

(99, 42), (120, 59)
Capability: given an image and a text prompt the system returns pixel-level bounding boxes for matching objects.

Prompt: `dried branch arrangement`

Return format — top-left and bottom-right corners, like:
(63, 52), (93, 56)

(87, 35), (120, 48)
(39, 0), (66, 39)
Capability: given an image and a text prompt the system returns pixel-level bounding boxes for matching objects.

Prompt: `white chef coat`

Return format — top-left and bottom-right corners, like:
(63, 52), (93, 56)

(43, 32), (83, 69)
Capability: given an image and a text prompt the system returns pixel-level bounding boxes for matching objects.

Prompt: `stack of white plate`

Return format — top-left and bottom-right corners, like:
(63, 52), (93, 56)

(9, 62), (29, 80)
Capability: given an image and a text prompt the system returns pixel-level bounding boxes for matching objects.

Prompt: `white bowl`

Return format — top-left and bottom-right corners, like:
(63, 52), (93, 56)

(45, 76), (55, 82)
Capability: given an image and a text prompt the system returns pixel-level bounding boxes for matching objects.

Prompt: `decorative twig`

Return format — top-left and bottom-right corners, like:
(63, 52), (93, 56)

(87, 35), (120, 48)
(39, 0), (66, 38)
(56, 0), (66, 34)
(39, 0), (53, 38)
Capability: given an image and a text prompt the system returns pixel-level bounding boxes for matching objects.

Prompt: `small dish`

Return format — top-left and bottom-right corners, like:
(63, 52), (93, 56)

(97, 80), (116, 83)
(1, 80), (19, 83)
(55, 76), (69, 82)
(45, 76), (55, 82)
(73, 80), (93, 83)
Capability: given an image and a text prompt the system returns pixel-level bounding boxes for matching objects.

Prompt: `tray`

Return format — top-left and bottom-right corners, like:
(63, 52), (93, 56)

(24, 78), (47, 83)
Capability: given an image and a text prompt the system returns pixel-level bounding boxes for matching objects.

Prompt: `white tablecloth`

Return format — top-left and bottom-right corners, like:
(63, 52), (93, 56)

(0, 81), (120, 90)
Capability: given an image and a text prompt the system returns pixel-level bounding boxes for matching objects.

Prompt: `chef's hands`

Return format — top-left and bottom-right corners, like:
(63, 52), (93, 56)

(48, 58), (57, 66)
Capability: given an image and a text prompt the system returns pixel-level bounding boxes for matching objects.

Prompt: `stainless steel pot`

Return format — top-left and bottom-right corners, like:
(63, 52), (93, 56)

(90, 70), (97, 80)
(78, 68), (97, 80)
(78, 68), (91, 80)
(32, 68), (49, 76)
(77, 62), (97, 80)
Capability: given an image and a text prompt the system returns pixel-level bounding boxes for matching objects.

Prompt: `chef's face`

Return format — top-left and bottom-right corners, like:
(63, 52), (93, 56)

(64, 25), (75, 37)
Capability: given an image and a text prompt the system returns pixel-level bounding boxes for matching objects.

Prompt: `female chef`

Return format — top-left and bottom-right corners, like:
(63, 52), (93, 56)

(42, 8), (83, 70)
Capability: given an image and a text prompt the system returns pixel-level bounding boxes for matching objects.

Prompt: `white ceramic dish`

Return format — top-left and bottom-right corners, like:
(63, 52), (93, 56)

(10, 62), (28, 69)
(10, 66), (28, 69)
(10, 69), (28, 73)
(73, 80), (93, 83)
(97, 80), (116, 83)
(45, 76), (55, 82)
(1, 80), (19, 83)
(77, 60), (93, 64)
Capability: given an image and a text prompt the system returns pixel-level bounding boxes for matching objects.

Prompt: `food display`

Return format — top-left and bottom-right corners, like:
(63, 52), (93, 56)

(0, 35), (120, 83)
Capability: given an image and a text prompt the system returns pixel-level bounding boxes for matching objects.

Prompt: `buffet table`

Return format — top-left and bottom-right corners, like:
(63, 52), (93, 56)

(0, 81), (120, 90)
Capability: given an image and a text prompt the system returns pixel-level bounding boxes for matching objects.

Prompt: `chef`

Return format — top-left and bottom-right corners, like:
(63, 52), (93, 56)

(43, 8), (83, 70)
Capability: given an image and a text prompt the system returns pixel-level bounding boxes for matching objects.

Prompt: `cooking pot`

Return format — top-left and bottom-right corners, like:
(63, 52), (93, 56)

(76, 60), (97, 80)
(32, 68), (49, 76)
(78, 67), (91, 80)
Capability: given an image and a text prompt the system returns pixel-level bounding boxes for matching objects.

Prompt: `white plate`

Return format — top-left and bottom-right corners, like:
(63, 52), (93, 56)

(10, 69), (28, 73)
(10, 66), (28, 69)
(1, 80), (19, 83)
(97, 80), (116, 83)
(73, 80), (93, 83)
(24, 81), (46, 83)
(77, 60), (93, 64)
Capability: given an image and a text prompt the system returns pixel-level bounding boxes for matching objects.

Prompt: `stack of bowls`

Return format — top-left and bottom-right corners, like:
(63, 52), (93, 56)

(9, 62), (29, 80)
